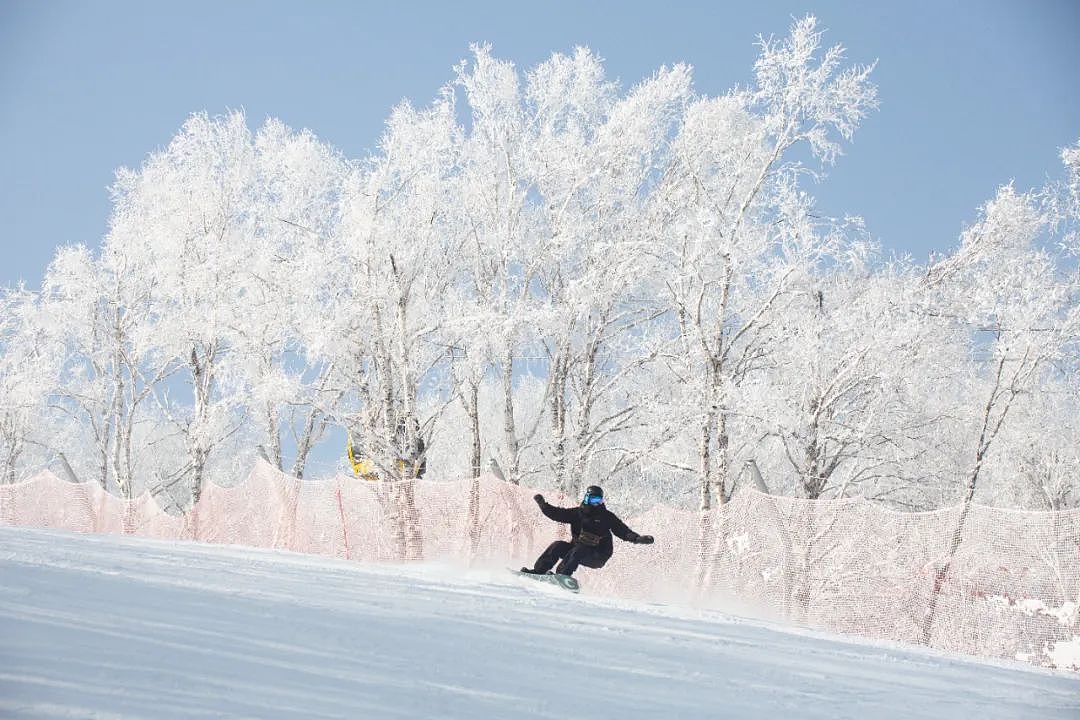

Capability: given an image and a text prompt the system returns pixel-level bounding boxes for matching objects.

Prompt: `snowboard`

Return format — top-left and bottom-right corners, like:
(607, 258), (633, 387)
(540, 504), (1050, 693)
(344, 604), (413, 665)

(512, 569), (580, 593)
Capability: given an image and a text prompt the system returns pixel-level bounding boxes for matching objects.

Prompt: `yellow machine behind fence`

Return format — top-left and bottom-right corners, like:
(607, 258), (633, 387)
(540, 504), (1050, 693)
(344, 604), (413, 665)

(346, 435), (379, 481)
(347, 433), (425, 481)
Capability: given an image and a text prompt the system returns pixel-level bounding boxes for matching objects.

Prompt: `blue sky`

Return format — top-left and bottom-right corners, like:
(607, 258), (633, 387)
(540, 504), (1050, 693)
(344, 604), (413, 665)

(2, 0), (1078, 289)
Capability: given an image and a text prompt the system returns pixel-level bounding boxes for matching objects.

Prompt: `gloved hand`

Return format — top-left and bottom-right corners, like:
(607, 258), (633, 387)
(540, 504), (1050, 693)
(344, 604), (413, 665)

(636, 535), (654, 545)
(533, 494), (545, 506)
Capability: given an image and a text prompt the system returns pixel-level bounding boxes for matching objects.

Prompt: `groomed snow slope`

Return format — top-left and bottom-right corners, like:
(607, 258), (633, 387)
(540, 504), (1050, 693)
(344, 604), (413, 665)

(1, 527), (1077, 720)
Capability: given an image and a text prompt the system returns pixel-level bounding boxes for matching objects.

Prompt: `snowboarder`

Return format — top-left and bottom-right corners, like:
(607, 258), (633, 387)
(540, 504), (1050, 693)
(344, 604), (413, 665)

(521, 485), (654, 577)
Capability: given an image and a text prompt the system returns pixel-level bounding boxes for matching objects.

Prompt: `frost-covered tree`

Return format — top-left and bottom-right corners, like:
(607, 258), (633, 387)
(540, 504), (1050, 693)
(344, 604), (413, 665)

(525, 53), (691, 494)
(643, 16), (878, 510)
(757, 249), (940, 502)
(921, 147), (1080, 642)
(325, 90), (462, 489)
(0, 288), (58, 484)
(232, 119), (348, 478)
(29, 243), (173, 498)
(988, 385), (1079, 511)
(925, 182), (1078, 507)
(105, 111), (259, 506)
(3, 18), (1077, 542)
(446, 46), (538, 485)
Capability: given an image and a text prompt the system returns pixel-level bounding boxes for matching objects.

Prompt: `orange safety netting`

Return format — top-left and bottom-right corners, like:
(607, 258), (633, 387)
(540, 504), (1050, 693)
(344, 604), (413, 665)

(2, 459), (1078, 673)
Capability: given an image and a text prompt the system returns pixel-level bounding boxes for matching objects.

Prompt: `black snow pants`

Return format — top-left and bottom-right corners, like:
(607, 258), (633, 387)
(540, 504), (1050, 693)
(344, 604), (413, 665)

(533, 540), (608, 576)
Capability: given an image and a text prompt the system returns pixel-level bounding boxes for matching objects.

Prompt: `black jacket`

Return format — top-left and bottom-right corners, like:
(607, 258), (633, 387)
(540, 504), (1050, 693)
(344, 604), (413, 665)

(538, 499), (644, 562)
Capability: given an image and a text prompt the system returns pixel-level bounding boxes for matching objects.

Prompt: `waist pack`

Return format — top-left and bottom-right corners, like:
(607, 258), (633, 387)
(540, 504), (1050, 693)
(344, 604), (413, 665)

(576, 530), (603, 547)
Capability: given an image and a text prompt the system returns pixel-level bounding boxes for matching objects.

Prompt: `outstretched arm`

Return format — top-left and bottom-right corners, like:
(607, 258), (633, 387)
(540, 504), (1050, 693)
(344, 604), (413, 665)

(608, 513), (654, 544)
(534, 494), (576, 524)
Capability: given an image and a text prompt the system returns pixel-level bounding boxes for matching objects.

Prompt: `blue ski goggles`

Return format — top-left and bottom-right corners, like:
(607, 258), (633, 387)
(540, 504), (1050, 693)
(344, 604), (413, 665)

(582, 493), (604, 506)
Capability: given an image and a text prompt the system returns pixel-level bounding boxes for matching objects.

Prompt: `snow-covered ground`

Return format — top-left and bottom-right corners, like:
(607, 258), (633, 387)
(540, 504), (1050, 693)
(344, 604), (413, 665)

(1, 527), (1077, 719)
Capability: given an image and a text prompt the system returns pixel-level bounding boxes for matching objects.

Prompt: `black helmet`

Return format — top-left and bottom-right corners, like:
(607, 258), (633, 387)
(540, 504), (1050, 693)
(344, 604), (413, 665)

(582, 485), (604, 506)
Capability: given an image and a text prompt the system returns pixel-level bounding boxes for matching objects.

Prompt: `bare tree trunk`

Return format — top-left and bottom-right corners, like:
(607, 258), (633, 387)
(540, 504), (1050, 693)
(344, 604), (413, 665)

(549, 347), (569, 494)
(698, 415), (713, 512)
(57, 452), (80, 484)
(501, 349), (520, 484)
(188, 343), (216, 508)
(371, 307), (397, 441)
(108, 303), (131, 498)
(381, 482), (407, 562)
(922, 355), (1015, 645)
(792, 508), (818, 623)
(264, 403), (282, 470)
(692, 509), (715, 593)
(467, 473), (482, 557)
(292, 405), (330, 480)
(389, 254), (425, 555)
(698, 369), (733, 509)
(801, 395), (826, 499)
(2, 418), (22, 484)
(110, 366), (126, 497)
(465, 379), (483, 556)
(122, 365), (140, 495)
(391, 254), (417, 426)
(96, 406), (111, 493)
(714, 413), (730, 504)
(397, 480), (424, 561)
(694, 391), (715, 591)
(921, 495), (975, 645)
(465, 381), (481, 478)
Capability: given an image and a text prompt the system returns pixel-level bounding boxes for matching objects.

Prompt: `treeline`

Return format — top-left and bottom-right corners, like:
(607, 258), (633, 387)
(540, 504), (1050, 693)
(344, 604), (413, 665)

(1, 17), (1077, 514)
